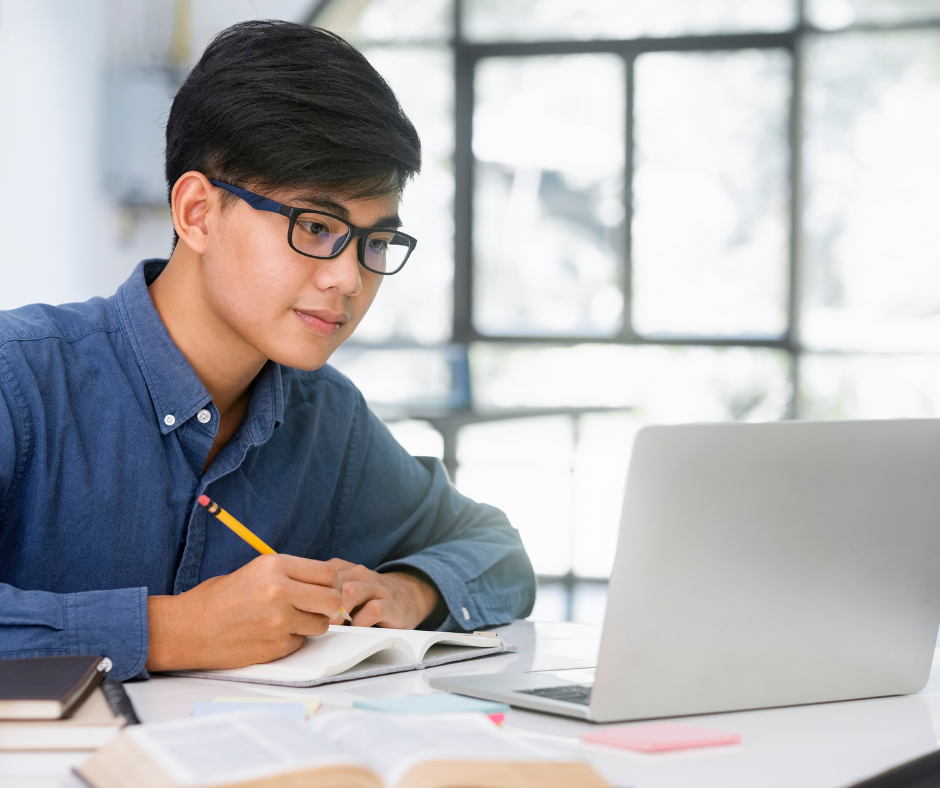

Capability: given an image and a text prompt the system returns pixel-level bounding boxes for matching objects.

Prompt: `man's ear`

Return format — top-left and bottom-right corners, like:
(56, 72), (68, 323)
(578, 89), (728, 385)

(170, 172), (216, 255)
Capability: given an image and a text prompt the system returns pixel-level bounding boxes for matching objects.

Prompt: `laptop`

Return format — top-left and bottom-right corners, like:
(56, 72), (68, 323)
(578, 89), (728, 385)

(431, 419), (940, 723)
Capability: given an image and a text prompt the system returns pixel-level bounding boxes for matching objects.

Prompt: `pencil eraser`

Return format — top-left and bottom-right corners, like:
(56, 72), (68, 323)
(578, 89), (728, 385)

(580, 721), (741, 753)
(198, 495), (210, 507)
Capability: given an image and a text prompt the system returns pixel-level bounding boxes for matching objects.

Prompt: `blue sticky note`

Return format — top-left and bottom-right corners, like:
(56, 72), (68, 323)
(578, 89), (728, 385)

(353, 694), (509, 715)
(192, 701), (306, 722)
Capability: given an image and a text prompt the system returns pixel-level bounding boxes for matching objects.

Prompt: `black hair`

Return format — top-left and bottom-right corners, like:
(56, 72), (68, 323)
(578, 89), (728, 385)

(165, 20), (421, 209)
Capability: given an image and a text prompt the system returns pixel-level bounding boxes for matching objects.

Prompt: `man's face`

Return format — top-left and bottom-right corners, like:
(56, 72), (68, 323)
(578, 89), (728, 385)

(201, 186), (399, 371)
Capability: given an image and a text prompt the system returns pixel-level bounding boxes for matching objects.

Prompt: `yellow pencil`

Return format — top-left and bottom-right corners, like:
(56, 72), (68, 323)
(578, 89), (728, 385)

(198, 494), (353, 622)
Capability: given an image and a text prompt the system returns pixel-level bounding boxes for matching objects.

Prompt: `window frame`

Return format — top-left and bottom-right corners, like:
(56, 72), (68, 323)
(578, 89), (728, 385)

(311, 0), (940, 609)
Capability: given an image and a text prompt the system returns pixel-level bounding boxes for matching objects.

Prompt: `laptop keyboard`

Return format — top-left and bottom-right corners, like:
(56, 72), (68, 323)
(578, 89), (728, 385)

(518, 684), (593, 705)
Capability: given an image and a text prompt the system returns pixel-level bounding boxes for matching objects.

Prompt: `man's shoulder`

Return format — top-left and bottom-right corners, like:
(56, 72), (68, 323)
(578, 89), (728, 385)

(0, 296), (117, 352)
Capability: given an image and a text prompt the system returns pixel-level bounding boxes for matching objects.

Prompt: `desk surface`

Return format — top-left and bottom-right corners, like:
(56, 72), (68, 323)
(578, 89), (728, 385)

(4, 620), (940, 788)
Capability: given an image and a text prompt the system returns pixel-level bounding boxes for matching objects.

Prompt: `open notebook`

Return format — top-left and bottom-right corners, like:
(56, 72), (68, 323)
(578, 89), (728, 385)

(167, 626), (514, 687)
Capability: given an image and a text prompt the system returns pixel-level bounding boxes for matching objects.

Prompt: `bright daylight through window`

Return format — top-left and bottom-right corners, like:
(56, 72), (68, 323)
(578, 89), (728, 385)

(322, 0), (940, 623)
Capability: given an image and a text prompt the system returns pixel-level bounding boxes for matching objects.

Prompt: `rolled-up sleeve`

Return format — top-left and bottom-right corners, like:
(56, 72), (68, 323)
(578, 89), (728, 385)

(347, 407), (536, 632)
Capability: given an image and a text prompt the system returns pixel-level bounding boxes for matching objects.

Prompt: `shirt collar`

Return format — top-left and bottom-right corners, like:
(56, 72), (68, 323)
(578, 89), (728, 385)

(112, 259), (284, 437)
(245, 360), (285, 444)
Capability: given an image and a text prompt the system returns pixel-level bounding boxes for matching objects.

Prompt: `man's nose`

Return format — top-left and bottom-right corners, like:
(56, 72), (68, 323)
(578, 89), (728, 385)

(314, 240), (363, 295)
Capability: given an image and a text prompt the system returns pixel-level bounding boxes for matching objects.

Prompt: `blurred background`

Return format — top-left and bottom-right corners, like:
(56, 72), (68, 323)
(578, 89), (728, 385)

(1, 0), (939, 625)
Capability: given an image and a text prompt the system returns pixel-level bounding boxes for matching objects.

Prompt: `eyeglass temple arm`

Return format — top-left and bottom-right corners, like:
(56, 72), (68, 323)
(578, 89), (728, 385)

(208, 180), (283, 214)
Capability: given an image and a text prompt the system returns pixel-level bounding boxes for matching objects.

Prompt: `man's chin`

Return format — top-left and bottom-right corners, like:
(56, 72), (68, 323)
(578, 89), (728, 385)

(264, 342), (339, 372)
(275, 353), (333, 372)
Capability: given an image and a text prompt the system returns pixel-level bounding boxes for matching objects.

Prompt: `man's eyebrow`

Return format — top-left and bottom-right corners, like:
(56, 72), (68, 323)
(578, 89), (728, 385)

(372, 214), (403, 229)
(291, 194), (402, 229)
(294, 194), (350, 218)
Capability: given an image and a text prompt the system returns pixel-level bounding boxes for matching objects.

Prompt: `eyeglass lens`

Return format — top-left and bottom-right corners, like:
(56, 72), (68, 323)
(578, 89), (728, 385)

(291, 212), (411, 274)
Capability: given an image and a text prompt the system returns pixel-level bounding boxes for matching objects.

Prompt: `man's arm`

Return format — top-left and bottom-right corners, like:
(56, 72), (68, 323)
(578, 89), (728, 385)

(145, 554), (341, 671)
(332, 405), (537, 632)
(0, 363), (150, 679)
(0, 359), (347, 676)
(0, 584), (150, 680)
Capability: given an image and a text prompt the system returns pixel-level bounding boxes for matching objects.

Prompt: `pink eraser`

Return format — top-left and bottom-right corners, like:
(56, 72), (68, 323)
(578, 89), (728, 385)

(580, 721), (741, 753)
(197, 495), (210, 507)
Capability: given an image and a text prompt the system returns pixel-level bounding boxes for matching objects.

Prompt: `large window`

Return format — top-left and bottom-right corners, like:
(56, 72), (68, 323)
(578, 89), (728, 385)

(317, 0), (940, 623)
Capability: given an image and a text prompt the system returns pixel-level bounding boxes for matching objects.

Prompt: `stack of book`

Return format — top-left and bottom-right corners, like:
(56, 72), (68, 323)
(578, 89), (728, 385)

(0, 655), (132, 750)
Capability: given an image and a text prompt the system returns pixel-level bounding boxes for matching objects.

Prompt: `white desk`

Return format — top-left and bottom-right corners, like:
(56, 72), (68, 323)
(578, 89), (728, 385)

(4, 620), (940, 788)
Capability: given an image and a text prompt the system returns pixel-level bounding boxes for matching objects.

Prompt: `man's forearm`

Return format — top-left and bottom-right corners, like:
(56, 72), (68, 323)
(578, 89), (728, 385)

(0, 582), (149, 680)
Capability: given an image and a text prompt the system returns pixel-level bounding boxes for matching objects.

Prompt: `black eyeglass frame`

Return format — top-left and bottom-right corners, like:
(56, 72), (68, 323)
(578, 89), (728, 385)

(208, 180), (417, 275)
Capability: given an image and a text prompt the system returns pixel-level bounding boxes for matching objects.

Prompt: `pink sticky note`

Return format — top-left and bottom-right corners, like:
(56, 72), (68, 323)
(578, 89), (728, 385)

(580, 721), (741, 753)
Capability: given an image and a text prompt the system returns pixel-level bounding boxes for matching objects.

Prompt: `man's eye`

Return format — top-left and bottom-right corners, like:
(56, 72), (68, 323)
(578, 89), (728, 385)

(367, 237), (389, 252)
(298, 221), (329, 236)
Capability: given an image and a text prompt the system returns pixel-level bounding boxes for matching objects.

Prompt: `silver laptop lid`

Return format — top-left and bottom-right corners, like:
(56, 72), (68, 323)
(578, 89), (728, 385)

(591, 419), (940, 723)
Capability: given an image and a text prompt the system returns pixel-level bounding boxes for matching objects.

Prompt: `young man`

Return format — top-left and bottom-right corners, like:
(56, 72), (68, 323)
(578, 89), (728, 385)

(0, 21), (535, 680)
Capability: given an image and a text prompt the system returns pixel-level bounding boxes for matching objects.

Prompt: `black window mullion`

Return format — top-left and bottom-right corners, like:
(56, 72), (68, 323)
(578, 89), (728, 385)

(461, 31), (796, 59)
(452, 4), (475, 344)
(787, 5), (807, 419)
(621, 50), (637, 343)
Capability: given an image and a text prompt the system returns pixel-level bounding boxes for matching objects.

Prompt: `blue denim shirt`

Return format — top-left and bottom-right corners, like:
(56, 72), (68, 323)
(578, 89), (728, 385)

(0, 260), (535, 679)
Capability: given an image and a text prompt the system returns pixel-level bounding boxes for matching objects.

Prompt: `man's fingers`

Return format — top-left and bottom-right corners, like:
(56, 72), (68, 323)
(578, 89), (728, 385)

(326, 557), (357, 576)
(352, 599), (388, 628)
(287, 578), (343, 619)
(285, 608), (332, 638)
(277, 554), (338, 589)
(334, 561), (374, 585)
(340, 579), (384, 615)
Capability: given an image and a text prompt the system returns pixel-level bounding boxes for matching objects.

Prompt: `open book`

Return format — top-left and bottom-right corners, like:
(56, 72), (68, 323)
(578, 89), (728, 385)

(167, 626), (514, 687)
(78, 710), (609, 788)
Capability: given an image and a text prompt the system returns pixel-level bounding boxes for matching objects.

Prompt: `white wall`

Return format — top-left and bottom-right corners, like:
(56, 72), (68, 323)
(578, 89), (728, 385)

(0, 0), (314, 311)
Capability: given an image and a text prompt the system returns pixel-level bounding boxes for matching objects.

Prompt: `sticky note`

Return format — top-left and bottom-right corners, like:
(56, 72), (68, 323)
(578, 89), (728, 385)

(193, 701), (306, 722)
(353, 694), (509, 716)
(212, 695), (321, 717)
(580, 721), (741, 752)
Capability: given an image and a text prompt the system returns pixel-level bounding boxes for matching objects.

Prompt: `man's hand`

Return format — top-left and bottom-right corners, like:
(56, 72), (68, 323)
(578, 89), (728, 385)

(327, 559), (440, 630)
(146, 554), (341, 671)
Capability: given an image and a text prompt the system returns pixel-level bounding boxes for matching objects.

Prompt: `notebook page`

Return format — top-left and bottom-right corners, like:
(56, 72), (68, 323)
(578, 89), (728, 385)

(359, 628), (505, 662)
(309, 710), (551, 788)
(129, 713), (355, 787)
(195, 627), (417, 683)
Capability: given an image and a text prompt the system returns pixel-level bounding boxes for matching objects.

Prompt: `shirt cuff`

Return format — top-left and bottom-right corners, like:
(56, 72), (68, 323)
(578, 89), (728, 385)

(64, 587), (150, 681)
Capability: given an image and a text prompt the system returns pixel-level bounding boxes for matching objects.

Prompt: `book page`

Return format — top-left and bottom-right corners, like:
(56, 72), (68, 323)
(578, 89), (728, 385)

(130, 712), (356, 786)
(309, 710), (551, 787)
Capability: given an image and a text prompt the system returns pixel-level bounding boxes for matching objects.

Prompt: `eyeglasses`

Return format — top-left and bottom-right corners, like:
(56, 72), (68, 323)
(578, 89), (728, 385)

(208, 180), (417, 275)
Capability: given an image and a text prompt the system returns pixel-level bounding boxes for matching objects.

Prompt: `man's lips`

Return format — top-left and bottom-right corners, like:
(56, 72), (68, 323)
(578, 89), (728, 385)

(294, 308), (347, 337)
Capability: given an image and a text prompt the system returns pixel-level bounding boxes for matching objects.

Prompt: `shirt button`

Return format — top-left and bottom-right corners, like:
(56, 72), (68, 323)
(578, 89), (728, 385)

(197, 409), (211, 424)
(164, 414), (176, 426)
(462, 607), (470, 621)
